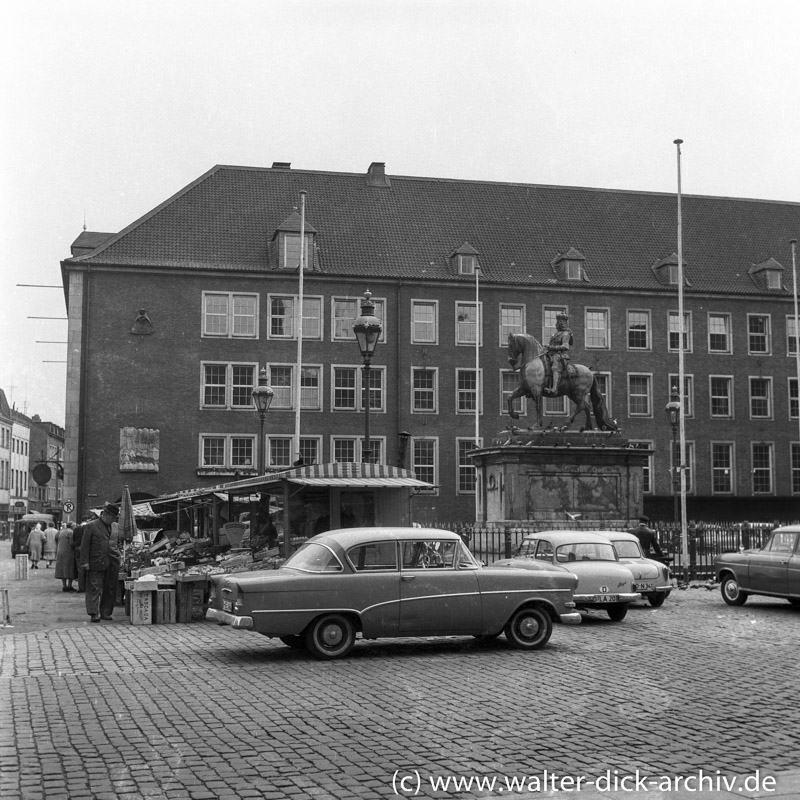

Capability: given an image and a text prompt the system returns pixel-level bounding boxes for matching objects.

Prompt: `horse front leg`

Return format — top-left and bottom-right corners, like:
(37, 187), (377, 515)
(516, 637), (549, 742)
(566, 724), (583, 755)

(507, 386), (525, 420)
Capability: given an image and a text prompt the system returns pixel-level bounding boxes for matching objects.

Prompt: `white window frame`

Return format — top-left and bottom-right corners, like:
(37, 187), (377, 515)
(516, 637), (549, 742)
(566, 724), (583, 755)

(499, 304), (526, 346)
(709, 375), (734, 419)
(627, 373), (653, 417)
(749, 376), (773, 419)
(330, 365), (386, 413)
(455, 301), (483, 346)
(790, 377), (799, 420)
(670, 439), (695, 495)
(458, 254), (476, 275)
(331, 296), (386, 342)
(668, 310), (692, 353)
(747, 314), (771, 355)
(456, 437), (481, 494)
(787, 315), (799, 356)
(411, 367), (439, 414)
(267, 435), (322, 468)
(281, 232), (314, 270)
(267, 294), (323, 340)
(202, 292), (258, 339)
(627, 309), (651, 351)
(198, 434), (256, 470)
(267, 363), (323, 411)
(543, 395), (569, 416)
(628, 439), (653, 494)
(200, 362), (257, 410)
(668, 374), (694, 418)
(455, 368), (483, 414)
(711, 441), (735, 495)
(708, 312), (732, 354)
(751, 442), (774, 494)
(411, 437), (438, 494)
(501, 369), (525, 417)
(411, 300), (438, 344)
(791, 442), (800, 495)
(585, 307), (610, 349)
(330, 436), (386, 465)
(593, 371), (612, 416)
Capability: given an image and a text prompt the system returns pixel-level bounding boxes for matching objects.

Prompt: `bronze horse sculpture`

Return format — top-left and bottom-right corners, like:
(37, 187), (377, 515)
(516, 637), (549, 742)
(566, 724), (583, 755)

(506, 332), (617, 431)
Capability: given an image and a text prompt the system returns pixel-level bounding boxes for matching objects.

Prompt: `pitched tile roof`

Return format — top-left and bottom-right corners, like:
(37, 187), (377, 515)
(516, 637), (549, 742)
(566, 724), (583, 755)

(65, 164), (800, 295)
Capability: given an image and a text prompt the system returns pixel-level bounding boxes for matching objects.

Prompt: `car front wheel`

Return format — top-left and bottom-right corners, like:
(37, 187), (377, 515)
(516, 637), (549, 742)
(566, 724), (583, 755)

(720, 575), (748, 606)
(305, 614), (356, 659)
(607, 603), (628, 621)
(504, 607), (552, 650)
(648, 592), (669, 608)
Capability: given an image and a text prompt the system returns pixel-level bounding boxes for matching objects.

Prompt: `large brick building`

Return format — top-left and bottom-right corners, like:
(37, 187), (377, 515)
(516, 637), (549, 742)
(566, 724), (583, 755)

(60, 162), (800, 522)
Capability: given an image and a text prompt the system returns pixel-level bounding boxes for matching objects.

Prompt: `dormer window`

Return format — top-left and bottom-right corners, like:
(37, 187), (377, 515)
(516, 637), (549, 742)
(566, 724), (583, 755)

(551, 247), (587, 282)
(651, 253), (690, 287)
(282, 232), (314, 269)
(271, 211), (318, 270)
(668, 264), (679, 285)
(450, 242), (480, 276)
(749, 258), (785, 292)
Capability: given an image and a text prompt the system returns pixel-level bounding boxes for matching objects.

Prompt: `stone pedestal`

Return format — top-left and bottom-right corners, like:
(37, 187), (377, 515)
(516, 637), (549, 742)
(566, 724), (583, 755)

(471, 430), (651, 525)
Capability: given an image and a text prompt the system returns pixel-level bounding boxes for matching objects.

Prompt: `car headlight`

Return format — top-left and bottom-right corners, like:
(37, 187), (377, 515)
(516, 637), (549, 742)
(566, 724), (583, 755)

(209, 584), (217, 601)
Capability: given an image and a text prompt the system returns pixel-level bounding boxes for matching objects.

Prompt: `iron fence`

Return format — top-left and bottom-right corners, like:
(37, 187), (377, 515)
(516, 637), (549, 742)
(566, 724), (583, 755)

(437, 520), (793, 581)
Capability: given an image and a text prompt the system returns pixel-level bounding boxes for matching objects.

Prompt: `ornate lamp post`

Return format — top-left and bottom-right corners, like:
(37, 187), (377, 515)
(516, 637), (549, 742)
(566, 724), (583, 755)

(252, 367), (274, 474)
(353, 290), (382, 463)
(664, 388), (681, 524)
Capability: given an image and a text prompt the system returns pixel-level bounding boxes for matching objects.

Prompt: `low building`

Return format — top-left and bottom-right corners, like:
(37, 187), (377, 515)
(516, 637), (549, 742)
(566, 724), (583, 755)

(60, 162), (800, 522)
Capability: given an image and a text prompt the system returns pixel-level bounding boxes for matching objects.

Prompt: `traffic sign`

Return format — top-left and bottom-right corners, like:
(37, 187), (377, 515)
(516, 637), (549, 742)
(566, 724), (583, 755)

(62, 501), (75, 514)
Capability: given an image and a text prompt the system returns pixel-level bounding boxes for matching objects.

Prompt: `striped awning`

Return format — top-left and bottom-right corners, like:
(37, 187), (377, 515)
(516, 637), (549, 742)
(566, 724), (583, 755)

(289, 476), (430, 488)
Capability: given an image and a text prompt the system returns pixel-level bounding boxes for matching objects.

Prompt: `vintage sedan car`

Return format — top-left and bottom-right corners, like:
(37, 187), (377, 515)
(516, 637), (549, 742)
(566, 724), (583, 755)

(603, 531), (673, 607)
(493, 530), (640, 621)
(714, 525), (800, 607)
(206, 527), (580, 659)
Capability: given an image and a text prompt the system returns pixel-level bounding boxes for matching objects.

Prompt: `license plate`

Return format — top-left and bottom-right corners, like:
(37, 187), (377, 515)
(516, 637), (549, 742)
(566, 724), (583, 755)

(593, 594), (619, 603)
(634, 582), (654, 591)
(222, 600), (232, 612)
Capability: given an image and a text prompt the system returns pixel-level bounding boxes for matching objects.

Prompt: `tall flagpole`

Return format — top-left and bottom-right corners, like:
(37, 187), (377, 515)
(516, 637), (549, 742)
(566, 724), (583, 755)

(791, 239), (800, 455)
(474, 263), (481, 447)
(674, 139), (689, 580)
(294, 191), (307, 464)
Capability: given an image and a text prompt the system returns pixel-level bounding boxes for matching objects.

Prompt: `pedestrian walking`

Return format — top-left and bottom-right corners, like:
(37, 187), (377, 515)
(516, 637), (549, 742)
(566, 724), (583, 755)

(42, 521), (58, 567)
(629, 515), (664, 559)
(80, 502), (121, 622)
(26, 524), (45, 569)
(55, 523), (77, 592)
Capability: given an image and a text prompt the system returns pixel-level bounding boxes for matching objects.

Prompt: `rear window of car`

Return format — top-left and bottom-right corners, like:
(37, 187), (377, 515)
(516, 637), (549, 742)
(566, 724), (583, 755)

(612, 540), (643, 559)
(556, 543), (618, 563)
(284, 543), (343, 573)
(347, 541), (398, 571)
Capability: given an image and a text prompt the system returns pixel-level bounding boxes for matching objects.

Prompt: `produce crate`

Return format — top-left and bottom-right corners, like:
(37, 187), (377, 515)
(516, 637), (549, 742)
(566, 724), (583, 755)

(154, 589), (176, 624)
(130, 590), (153, 626)
(175, 575), (210, 623)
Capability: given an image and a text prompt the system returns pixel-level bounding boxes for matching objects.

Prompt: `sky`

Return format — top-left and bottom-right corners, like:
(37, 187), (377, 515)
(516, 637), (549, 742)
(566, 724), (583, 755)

(1, 0), (798, 428)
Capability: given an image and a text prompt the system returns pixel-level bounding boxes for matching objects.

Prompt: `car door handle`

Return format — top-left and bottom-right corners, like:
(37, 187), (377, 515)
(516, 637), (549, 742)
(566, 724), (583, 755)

(401, 575), (416, 582)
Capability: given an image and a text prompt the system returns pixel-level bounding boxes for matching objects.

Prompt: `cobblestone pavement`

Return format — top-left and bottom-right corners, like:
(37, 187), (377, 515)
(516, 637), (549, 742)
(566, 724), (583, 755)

(1, 561), (799, 799)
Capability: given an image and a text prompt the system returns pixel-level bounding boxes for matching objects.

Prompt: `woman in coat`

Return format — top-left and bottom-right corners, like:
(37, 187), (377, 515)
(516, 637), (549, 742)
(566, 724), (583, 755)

(42, 522), (58, 567)
(26, 524), (45, 568)
(54, 524), (77, 591)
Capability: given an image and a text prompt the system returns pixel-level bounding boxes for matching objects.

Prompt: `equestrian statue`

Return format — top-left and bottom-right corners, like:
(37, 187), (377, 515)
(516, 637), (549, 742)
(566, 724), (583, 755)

(506, 313), (617, 431)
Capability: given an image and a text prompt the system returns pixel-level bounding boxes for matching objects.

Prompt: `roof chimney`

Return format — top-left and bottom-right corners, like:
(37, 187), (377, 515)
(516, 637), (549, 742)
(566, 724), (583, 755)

(272, 162), (291, 169)
(366, 161), (390, 187)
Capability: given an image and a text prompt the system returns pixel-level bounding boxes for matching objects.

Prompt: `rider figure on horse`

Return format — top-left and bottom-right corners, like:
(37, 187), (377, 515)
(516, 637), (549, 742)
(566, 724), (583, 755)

(544, 312), (573, 396)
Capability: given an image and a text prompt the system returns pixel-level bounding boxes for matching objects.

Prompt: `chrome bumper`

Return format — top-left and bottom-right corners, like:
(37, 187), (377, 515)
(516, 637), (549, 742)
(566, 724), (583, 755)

(206, 607), (253, 629)
(559, 611), (582, 625)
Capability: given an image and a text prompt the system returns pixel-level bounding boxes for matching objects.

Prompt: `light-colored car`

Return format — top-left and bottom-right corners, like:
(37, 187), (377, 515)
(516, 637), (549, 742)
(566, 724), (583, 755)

(493, 530), (640, 621)
(714, 525), (800, 608)
(206, 527), (581, 658)
(603, 531), (672, 607)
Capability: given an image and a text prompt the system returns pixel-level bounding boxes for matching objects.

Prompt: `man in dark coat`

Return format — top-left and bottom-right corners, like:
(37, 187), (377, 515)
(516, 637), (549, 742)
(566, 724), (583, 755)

(629, 516), (664, 559)
(72, 517), (91, 593)
(80, 503), (121, 622)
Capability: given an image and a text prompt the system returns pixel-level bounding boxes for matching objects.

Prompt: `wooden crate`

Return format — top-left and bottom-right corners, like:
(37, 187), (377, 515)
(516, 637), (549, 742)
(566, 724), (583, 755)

(154, 589), (176, 624)
(175, 575), (210, 623)
(130, 590), (153, 626)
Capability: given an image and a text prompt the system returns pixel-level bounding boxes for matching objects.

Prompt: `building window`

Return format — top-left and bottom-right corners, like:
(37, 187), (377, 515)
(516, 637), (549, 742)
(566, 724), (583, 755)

(593, 372), (612, 415)
(627, 374), (652, 417)
(267, 436), (320, 468)
(585, 308), (610, 349)
(766, 270), (781, 290)
(627, 310), (650, 350)
(411, 438), (437, 493)
(708, 313), (732, 354)
(268, 295), (322, 339)
(544, 395), (569, 416)
(790, 378), (799, 419)
(711, 442), (734, 494)
(458, 254), (476, 275)
(788, 316), (799, 356)
(456, 369), (482, 413)
(501, 370), (524, 416)
(202, 292), (257, 338)
(411, 300), (438, 344)
(668, 374), (694, 418)
(671, 441), (695, 494)
(543, 306), (567, 342)
(281, 232), (314, 269)
(792, 443), (800, 494)
(331, 296), (386, 342)
(749, 377), (772, 419)
(668, 311), (692, 352)
(331, 437), (384, 464)
(412, 368), (438, 413)
(709, 376), (733, 418)
(751, 443), (774, 494)
(268, 365), (322, 410)
(455, 302), (482, 345)
(199, 435), (255, 470)
(457, 438), (479, 494)
(628, 440), (653, 494)
(201, 363), (256, 409)
(499, 304), (525, 345)
(748, 314), (771, 354)
(331, 366), (385, 412)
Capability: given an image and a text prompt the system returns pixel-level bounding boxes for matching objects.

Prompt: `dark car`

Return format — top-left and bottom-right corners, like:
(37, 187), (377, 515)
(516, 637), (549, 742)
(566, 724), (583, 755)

(11, 513), (55, 558)
(714, 525), (800, 607)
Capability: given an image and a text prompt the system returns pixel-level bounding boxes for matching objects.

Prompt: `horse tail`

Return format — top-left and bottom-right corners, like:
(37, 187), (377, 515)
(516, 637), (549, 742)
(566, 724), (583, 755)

(590, 380), (618, 431)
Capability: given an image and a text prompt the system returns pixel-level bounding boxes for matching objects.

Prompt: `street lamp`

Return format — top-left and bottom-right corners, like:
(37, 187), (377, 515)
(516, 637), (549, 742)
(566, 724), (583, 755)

(664, 387), (681, 524)
(252, 367), (274, 474)
(353, 290), (382, 463)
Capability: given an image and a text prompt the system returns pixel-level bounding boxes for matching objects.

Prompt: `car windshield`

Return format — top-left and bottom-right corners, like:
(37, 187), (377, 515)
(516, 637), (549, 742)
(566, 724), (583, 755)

(555, 543), (618, 563)
(612, 540), (643, 559)
(284, 542), (343, 573)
